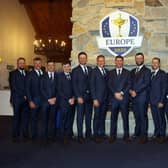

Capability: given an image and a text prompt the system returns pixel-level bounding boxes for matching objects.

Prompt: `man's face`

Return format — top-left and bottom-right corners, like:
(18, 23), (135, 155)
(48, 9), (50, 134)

(135, 54), (144, 66)
(34, 60), (42, 70)
(47, 62), (55, 72)
(78, 54), (87, 65)
(115, 58), (123, 68)
(63, 64), (71, 73)
(17, 59), (26, 70)
(97, 57), (105, 68)
(152, 59), (160, 70)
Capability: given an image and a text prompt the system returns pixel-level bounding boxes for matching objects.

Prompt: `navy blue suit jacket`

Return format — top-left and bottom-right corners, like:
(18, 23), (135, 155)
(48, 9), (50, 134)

(149, 69), (167, 105)
(40, 72), (58, 103)
(90, 66), (108, 103)
(9, 69), (27, 104)
(130, 65), (151, 99)
(166, 73), (168, 100)
(26, 69), (42, 106)
(58, 72), (74, 106)
(108, 68), (131, 101)
(72, 65), (92, 101)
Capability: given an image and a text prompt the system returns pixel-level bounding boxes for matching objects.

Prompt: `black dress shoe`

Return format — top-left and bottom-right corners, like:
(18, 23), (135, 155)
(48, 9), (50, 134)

(108, 136), (116, 144)
(138, 136), (148, 144)
(100, 135), (107, 141)
(63, 138), (70, 144)
(22, 135), (31, 142)
(85, 135), (93, 141)
(12, 137), (20, 143)
(40, 139), (49, 145)
(149, 135), (159, 143)
(131, 134), (139, 140)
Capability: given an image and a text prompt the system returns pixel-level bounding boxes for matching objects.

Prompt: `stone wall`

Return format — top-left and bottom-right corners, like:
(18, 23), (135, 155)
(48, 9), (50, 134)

(71, 0), (168, 70)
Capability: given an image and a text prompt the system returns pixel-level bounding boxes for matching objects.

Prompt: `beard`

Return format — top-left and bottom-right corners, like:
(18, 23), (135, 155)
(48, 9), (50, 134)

(136, 62), (144, 66)
(19, 67), (24, 70)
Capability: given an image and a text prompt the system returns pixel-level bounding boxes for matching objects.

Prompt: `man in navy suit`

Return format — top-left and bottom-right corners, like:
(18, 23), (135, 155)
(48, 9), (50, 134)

(165, 73), (168, 129)
(149, 57), (167, 144)
(72, 52), (92, 143)
(130, 52), (151, 144)
(90, 55), (108, 143)
(58, 61), (75, 144)
(26, 57), (43, 142)
(9, 57), (29, 142)
(108, 56), (131, 143)
(40, 60), (58, 144)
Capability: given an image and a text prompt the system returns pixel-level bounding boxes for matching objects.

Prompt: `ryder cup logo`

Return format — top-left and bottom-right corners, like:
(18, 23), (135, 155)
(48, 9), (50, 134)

(96, 11), (143, 56)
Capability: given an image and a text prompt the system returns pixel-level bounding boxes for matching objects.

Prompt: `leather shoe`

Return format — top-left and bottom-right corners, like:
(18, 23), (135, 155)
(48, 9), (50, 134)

(78, 137), (85, 144)
(138, 136), (148, 144)
(108, 136), (116, 144)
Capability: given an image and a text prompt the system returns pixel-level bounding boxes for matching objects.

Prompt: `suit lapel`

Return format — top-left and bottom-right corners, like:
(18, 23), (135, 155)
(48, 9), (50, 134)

(152, 70), (160, 81)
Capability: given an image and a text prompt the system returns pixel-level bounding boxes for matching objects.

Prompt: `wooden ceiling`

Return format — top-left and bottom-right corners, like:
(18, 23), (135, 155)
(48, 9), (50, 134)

(19, 0), (72, 62)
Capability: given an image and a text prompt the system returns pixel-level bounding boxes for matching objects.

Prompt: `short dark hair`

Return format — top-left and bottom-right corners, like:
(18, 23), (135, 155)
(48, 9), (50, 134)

(97, 55), (105, 61)
(135, 52), (144, 58)
(152, 57), (160, 63)
(62, 61), (71, 66)
(47, 60), (55, 64)
(17, 57), (25, 63)
(115, 55), (124, 61)
(33, 57), (42, 62)
(78, 51), (87, 59)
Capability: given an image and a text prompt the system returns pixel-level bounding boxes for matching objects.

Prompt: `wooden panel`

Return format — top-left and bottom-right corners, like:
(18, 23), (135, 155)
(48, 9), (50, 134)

(19, 0), (72, 62)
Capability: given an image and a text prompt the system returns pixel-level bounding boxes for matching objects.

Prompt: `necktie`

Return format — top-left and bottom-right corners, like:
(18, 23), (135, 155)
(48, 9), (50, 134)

(118, 69), (121, 76)
(135, 67), (140, 74)
(102, 68), (106, 76)
(20, 70), (24, 76)
(84, 66), (88, 75)
(51, 72), (54, 80)
(38, 70), (41, 76)
(151, 71), (155, 80)
(66, 73), (71, 80)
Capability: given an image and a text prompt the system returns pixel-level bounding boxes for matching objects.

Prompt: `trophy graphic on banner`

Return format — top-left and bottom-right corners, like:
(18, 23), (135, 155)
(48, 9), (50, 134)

(112, 13), (127, 37)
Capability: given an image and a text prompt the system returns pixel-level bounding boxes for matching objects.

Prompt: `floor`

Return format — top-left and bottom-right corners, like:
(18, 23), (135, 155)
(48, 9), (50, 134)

(1, 116), (168, 168)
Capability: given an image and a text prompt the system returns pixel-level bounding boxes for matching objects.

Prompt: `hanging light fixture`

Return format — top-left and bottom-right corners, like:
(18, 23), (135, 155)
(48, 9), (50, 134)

(33, 0), (66, 57)
(33, 39), (66, 56)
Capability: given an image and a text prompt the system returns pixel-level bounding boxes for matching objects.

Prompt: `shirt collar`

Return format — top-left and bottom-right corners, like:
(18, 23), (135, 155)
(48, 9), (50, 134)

(18, 68), (25, 73)
(64, 72), (70, 75)
(137, 64), (144, 70)
(80, 64), (87, 68)
(34, 69), (43, 76)
(116, 67), (123, 71)
(152, 68), (159, 74)
(98, 66), (104, 71)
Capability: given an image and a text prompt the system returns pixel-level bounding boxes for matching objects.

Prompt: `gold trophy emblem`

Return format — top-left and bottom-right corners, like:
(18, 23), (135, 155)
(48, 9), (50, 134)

(112, 14), (127, 37)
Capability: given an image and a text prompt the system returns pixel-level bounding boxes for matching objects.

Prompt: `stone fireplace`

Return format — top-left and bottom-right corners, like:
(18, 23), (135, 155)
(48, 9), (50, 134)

(71, 0), (168, 70)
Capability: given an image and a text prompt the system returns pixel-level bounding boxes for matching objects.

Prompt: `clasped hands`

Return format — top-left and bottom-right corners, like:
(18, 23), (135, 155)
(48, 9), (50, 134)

(48, 97), (56, 105)
(114, 92), (123, 101)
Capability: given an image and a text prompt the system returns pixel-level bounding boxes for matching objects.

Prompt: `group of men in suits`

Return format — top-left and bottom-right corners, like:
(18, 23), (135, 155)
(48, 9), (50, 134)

(9, 52), (168, 145)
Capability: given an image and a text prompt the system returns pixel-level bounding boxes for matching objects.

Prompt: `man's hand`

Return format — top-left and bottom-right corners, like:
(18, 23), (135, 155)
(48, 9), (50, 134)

(29, 101), (36, 109)
(48, 97), (56, 105)
(93, 99), (100, 107)
(114, 92), (123, 101)
(130, 90), (136, 98)
(77, 97), (84, 104)
(158, 102), (164, 108)
(69, 97), (75, 105)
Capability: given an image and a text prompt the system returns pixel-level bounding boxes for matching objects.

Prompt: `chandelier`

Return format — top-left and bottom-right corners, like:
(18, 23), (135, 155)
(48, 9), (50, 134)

(33, 39), (66, 56)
